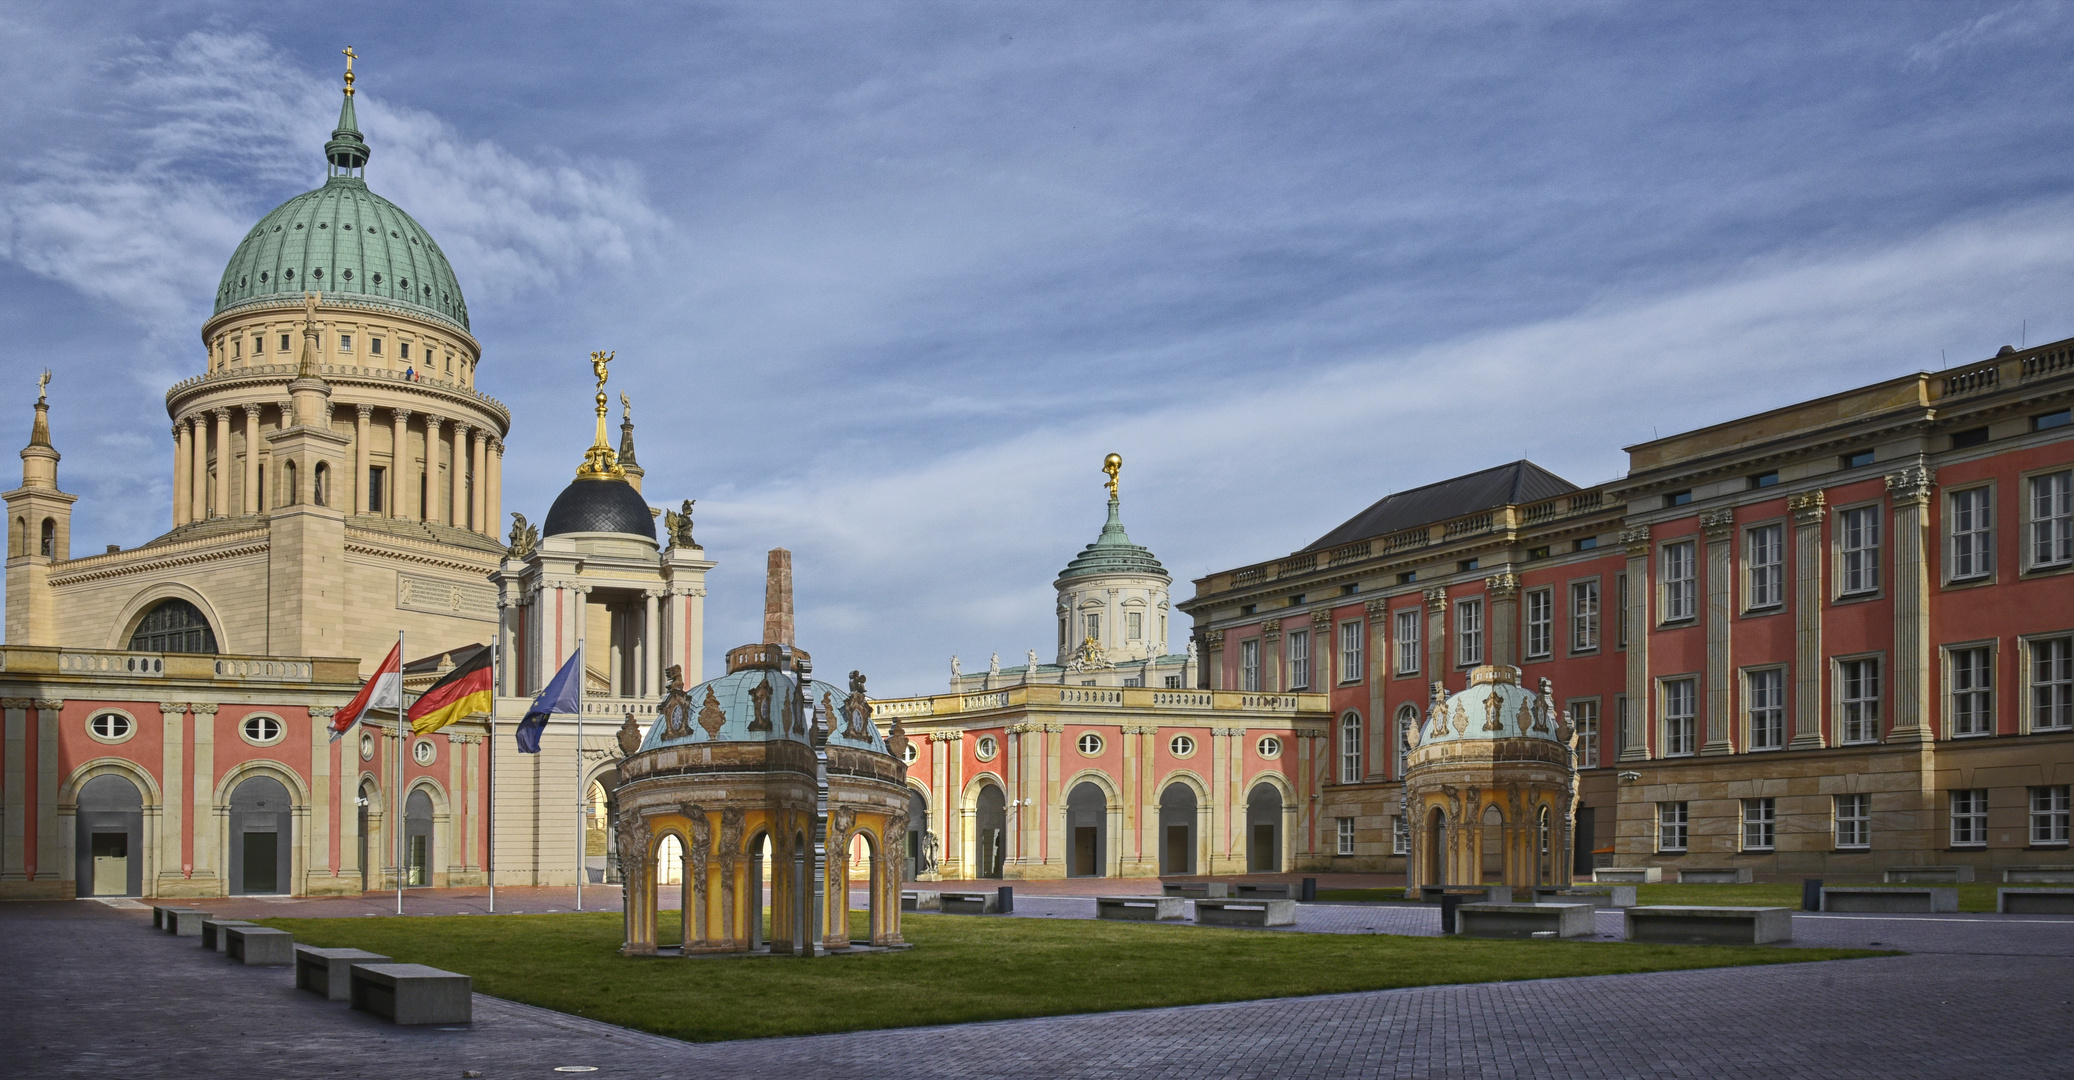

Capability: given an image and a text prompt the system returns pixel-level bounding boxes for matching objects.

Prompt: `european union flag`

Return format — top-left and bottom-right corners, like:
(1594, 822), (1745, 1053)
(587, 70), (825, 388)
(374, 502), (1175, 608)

(516, 649), (582, 754)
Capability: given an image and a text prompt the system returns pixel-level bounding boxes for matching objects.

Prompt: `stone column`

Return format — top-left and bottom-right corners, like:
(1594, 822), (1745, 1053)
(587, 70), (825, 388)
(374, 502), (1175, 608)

(1619, 526), (1653, 761)
(1044, 724), (1064, 871)
(309, 706), (334, 893)
(1484, 571), (1521, 668)
(1887, 466), (1935, 741)
(172, 422), (190, 526)
(422, 415), (444, 525)
(1261, 619), (1282, 694)
(488, 438), (504, 537)
(470, 428), (488, 534)
(188, 415), (208, 520)
(1700, 509), (1737, 755)
(354, 404), (374, 515)
(191, 703), (219, 888)
(157, 703), (185, 888)
(449, 421), (471, 529)
(210, 409), (232, 518)
(1204, 629), (1223, 691)
(1311, 609), (1334, 688)
(277, 398), (293, 432)
(1423, 587), (1449, 690)
(1, 699), (26, 883)
(641, 591), (662, 698)
(1789, 493), (1827, 749)
(1365, 598), (1389, 780)
(241, 404), (263, 515)
(384, 409), (410, 519)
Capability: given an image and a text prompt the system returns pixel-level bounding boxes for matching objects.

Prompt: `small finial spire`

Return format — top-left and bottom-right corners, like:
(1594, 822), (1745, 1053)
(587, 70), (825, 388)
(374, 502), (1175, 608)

(325, 47), (370, 177)
(763, 548), (795, 647)
(342, 46), (358, 96)
(574, 351), (624, 480)
(1103, 452), (1122, 500)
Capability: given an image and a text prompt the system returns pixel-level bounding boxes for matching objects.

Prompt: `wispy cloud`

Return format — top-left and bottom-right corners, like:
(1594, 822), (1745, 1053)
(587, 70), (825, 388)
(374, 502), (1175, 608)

(1905, 1), (2068, 69)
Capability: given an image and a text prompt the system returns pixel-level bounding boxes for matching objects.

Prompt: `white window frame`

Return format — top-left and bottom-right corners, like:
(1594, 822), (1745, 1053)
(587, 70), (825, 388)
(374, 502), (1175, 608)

(240, 713), (285, 747)
(1127, 611), (1143, 641)
(1394, 609), (1421, 675)
(1660, 676), (1697, 757)
(2027, 468), (2073, 571)
(1947, 485), (1994, 583)
(1288, 629), (1311, 690)
(2027, 634), (2074, 733)
(1569, 579), (1600, 653)
(1339, 620), (1363, 683)
(1392, 815), (1410, 855)
(86, 709), (138, 745)
(1947, 643), (1995, 738)
(1835, 793), (1870, 850)
(1456, 598), (1484, 667)
(1950, 789), (1988, 847)
(1524, 587), (1553, 660)
(1838, 503), (1883, 597)
(1336, 817), (1356, 856)
(1745, 666), (1786, 751)
(1837, 655), (1882, 744)
(1742, 797), (1776, 852)
(2032, 785), (2071, 846)
(1569, 697), (1600, 769)
(1240, 639), (1260, 692)
(1169, 734), (1196, 757)
(1076, 732), (1104, 756)
(1339, 712), (1362, 784)
(1746, 522), (1785, 610)
(1661, 540), (1697, 623)
(1657, 801), (1689, 853)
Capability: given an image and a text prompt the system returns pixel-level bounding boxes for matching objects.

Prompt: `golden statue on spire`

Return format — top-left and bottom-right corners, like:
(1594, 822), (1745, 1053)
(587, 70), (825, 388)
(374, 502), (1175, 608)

(342, 47), (358, 96)
(1103, 452), (1122, 500)
(575, 350), (625, 480)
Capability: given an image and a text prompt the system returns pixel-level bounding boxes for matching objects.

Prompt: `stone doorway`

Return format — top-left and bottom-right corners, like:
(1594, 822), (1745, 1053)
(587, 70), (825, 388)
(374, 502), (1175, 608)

(74, 774), (143, 898)
(228, 775), (292, 895)
(1246, 782), (1282, 872)
(974, 784), (1006, 878)
(1159, 782), (1197, 875)
(1067, 781), (1106, 878)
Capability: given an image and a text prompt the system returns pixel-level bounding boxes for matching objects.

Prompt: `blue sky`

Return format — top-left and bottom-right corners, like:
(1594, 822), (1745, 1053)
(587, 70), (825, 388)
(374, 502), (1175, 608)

(4, 2), (2074, 694)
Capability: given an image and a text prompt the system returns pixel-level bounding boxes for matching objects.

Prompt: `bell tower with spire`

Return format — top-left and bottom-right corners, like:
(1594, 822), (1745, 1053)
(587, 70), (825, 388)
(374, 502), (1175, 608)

(5, 372), (77, 646)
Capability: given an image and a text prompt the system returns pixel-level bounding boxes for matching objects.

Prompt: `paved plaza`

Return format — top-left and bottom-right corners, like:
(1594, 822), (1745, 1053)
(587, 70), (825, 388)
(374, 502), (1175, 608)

(4, 893), (2073, 1080)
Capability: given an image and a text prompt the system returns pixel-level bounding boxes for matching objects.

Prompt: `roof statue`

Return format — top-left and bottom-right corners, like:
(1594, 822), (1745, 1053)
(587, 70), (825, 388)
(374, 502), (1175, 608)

(36, 369), (50, 406)
(1058, 452), (1168, 583)
(664, 499), (696, 548)
(575, 351), (623, 481)
(541, 351), (654, 540)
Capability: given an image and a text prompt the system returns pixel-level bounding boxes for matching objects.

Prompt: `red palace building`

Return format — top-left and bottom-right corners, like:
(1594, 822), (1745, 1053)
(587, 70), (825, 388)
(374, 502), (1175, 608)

(1182, 341), (2074, 880)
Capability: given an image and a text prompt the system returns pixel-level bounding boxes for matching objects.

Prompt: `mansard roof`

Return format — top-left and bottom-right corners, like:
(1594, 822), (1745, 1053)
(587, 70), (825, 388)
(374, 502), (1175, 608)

(1304, 460), (1577, 551)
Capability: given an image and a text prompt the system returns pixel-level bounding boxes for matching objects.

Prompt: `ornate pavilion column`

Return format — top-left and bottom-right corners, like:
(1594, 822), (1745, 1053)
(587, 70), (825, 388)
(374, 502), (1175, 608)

(470, 428), (488, 534)
(1701, 508), (1737, 755)
(389, 409), (412, 519)
(172, 422), (190, 526)
(1788, 492), (1827, 749)
(422, 415), (444, 525)
(241, 404), (262, 515)
(187, 415), (208, 520)
(449, 420), (471, 529)
(210, 408), (232, 518)
(354, 404), (374, 514)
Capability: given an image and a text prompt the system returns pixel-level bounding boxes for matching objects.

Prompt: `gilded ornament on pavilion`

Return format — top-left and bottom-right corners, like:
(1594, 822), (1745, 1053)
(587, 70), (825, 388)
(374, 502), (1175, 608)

(697, 684), (727, 739)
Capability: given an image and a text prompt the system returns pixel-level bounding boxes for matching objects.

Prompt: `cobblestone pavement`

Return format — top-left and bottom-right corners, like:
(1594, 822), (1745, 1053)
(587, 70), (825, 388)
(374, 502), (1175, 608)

(6, 899), (2072, 1080)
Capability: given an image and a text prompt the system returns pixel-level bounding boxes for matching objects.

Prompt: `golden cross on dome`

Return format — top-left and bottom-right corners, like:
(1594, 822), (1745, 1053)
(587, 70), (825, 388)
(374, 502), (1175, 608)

(342, 47), (358, 96)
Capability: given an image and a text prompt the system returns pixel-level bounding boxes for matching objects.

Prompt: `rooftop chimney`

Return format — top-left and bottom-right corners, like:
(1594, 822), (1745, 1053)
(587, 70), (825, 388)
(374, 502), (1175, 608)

(763, 548), (795, 646)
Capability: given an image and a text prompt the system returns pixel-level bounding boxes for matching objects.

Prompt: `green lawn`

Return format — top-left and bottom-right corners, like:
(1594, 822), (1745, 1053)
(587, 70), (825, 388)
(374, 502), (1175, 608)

(257, 911), (1887, 1042)
(1318, 882), (2006, 912)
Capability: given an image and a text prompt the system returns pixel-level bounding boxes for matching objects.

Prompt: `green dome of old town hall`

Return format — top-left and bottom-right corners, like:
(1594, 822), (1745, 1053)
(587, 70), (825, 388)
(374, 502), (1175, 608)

(212, 89), (469, 330)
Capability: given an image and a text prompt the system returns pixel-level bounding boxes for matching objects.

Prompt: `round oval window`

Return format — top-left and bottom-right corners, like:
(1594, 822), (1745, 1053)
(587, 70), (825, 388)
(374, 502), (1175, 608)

(360, 732), (376, 761)
(901, 743), (918, 765)
(242, 715), (282, 744)
(89, 713), (133, 741)
(1077, 733), (1104, 756)
(1257, 736), (1282, 759)
(1169, 734), (1195, 757)
(413, 739), (436, 766)
(975, 735), (998, 761)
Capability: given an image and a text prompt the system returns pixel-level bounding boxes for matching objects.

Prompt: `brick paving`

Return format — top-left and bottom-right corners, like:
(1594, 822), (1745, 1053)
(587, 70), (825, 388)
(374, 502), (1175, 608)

(5, 898), (2072, 1079)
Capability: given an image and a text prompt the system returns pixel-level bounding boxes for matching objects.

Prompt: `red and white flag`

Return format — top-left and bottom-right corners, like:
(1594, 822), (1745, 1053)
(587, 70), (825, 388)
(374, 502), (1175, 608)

(330, 641), (404, 740)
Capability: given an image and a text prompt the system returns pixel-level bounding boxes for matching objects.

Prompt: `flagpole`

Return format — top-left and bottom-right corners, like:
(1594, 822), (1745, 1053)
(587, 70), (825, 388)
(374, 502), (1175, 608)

(396, 629), (406, 917)
(488, 635), (498, 916)
(575, 636), (585, 913)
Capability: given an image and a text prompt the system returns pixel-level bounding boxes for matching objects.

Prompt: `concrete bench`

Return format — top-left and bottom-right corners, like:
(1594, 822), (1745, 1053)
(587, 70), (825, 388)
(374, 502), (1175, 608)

(1997, 888), (2074, 914)
(1161, 881), (1232, 898)
(1193, 898), (1296, 927)
(940, 891), (999, 915)
(200, 919), (258, 953)
(1096, 895), (1186, 921)
(349, 963), (472, 1025)
(225, 926), (294, 966)
(900, 890), (941, 912)
(1625, 906), (1792, 944)
(1231, 883), (1295, 900)
(167, 909), (216, 937)
(2003, 865), (2074, 884)
(153, 906), (202, 931)
(1677, 867), (1754, 884)
(1411, 884), (1513, 905)
(1593, 867), (1662, 884)
(1456, 902), (1596, 939)
(1820, 887), (1958, 913)
(1531, 885), (1636, 909)
(1884, 865), (1973, 883)
(297, 946), (393, 1001)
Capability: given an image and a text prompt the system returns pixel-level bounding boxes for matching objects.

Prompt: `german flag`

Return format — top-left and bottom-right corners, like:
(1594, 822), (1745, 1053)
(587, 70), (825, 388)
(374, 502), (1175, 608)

(407, 646), (494, 734)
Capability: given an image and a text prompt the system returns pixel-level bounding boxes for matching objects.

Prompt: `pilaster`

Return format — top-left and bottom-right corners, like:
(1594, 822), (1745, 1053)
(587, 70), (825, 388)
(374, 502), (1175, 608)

(1261, 619), (1282, 693)
(1365, 599), (1389, 780)
(2, 699), (28, 884)
(1700, 509), (1736, 755)
(1619, 526), (1653, 761)
(1789, 492), (1828, 749)
(157, 703), (185, 891)
(1484, 571), (1521, 668)
(190, 703), (220, 890)
(1423, 588), (1449, 691)
(1886, 466), (1935, 741)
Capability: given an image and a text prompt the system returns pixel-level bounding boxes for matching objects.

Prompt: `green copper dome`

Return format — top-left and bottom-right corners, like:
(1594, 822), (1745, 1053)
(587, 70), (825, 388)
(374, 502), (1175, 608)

(1058, 495), (1169, 582)
(212, 90), (469, 330)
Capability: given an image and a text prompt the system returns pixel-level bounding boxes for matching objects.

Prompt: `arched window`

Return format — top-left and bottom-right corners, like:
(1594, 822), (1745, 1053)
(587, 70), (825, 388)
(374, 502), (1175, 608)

(283, 460), (298, 505)
(39, 517), (55, 558)
(312, 462), (328, 508)
(1339, 712), (1362, 784)
(128, 599), (218, 654)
